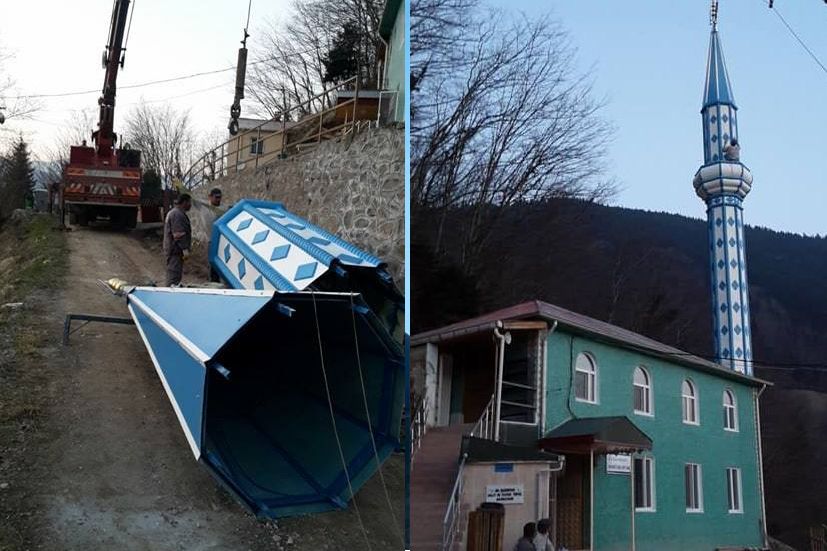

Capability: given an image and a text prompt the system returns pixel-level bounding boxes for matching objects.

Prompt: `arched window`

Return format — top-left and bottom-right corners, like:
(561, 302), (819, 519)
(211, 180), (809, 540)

(682, 380), (699, 425)
(723, 390), (738, 431)
(574, 353), (597, 403)
(633, 367), (652, 415)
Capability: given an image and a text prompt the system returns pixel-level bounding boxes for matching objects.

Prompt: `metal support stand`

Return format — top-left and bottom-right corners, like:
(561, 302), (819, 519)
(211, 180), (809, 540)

(63, 313), (134, 345)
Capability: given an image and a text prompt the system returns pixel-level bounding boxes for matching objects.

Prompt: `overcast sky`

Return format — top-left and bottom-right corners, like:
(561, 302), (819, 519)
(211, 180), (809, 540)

(1, 0), (290, 159)
(489, 0), (827, 236)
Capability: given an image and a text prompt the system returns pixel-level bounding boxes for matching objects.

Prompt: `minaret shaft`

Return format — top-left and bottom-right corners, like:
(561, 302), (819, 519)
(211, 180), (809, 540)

(706, 196), (752, 373)
(694, 25), (754, 375)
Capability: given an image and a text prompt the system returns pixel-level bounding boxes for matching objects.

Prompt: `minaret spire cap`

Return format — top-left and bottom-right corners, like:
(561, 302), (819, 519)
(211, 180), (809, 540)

(702, 26), (737, 109)
(710, 0), (719, 29)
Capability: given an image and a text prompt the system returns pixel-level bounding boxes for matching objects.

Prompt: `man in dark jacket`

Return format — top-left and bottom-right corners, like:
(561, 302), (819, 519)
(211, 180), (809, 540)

(514, 522), (537, 551)
(163, 194), (192, 286)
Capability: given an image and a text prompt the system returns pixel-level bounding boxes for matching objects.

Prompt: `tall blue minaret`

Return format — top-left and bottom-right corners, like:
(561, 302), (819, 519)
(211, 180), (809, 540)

(693, 2), (754, 375)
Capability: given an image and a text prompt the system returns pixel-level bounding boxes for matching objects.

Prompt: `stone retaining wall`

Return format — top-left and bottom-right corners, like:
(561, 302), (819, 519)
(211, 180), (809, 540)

(188, 126), (405, 288)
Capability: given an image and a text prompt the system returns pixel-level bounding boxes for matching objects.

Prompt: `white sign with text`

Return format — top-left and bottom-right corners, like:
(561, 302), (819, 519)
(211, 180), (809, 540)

(606, 454), (632, 474)
(485, 484), (525, 504)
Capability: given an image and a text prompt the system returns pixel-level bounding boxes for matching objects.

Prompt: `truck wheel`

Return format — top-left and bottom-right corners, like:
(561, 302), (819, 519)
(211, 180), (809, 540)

(125, 209), (138, 229)
(76, 212), (89, 227)
(111, 210), (126, 229)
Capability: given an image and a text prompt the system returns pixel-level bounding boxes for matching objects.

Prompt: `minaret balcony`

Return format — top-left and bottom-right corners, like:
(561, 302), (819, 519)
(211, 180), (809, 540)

(693, 161), (752, 201)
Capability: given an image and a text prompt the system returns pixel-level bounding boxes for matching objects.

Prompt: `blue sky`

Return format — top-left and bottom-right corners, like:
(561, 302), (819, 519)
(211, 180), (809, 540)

(488, 0), (827, 236)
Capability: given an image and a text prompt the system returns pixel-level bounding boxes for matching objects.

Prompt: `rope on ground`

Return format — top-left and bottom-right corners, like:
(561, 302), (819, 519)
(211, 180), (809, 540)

(348, 293), (404, 547)
(310, 291), (373, 551)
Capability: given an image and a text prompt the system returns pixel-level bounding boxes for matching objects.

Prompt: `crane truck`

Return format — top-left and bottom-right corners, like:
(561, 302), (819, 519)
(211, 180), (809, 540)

(61, 0), (141, 229)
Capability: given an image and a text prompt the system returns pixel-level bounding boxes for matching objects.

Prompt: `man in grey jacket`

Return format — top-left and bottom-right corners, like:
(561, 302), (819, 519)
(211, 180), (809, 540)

(163, 194), (192, 286)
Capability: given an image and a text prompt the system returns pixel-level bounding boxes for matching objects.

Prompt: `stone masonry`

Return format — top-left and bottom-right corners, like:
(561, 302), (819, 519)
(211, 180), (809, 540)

(189, 126), (405, 288)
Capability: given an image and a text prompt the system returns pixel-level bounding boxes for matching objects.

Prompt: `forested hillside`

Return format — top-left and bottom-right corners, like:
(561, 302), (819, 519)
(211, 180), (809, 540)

(412, 199), (827, 549)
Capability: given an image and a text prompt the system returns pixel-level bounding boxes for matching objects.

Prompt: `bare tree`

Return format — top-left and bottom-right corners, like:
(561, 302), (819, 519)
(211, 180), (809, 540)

(411, 5), (615, 270)
(122, 102), (198, 182)
(0, 39), (40, 124)
(410, 0), (478, 90)
(247, 0), (383, 120)
(39, 109), (98, 185)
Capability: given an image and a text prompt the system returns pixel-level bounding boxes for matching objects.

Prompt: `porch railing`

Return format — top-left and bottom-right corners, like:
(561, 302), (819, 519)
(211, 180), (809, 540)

(442, 453), (467, 551)
(411, 395), (429, 463)
(470, 393), (496, 441)
(182, 82), (398, 191)
(441, 394), (497, 551)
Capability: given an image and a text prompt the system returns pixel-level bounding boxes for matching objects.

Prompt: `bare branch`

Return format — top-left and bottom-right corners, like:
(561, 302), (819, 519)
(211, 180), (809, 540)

(247, 0), (384, 120)
(0, 40), (41, 122)
(411, 6), (616, 269)
(122, 102), (199, 182)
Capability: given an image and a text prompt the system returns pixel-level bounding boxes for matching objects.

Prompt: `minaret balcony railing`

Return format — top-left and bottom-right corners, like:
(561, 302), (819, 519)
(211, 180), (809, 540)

(693, 161), (753, 201)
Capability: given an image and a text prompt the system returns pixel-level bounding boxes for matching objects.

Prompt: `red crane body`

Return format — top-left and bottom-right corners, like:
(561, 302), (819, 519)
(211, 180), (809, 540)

(61, 0), (142, 228)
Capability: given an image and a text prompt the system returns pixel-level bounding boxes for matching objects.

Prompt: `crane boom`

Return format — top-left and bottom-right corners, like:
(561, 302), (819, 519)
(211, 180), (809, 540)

(94, 0), (132, 157)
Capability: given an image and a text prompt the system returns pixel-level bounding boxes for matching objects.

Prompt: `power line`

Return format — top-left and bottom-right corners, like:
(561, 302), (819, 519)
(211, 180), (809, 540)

(645, 347), (827, 371)
(764, 0), (827, 76)
(5, 48), (316, 101)
(8, 66), (236, 100)
(128, 80), (233, 106)
(17, 81), (232, 130)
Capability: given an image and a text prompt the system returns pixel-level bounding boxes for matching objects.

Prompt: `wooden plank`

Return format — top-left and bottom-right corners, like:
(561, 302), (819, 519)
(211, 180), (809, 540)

(503, 320), (548, 331)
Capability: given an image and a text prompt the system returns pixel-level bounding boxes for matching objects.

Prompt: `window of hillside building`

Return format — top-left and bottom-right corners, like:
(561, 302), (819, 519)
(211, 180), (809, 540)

(682, 380), (699, 424)
(723, 390), (738, 431)
(574, 353), (597, 403)
(634, 456), (655, 511)
(685, 463), (703, 512)
(633, 366), (652, 415)
(727, 468), (743, 513)
(250, 137), (264, 155)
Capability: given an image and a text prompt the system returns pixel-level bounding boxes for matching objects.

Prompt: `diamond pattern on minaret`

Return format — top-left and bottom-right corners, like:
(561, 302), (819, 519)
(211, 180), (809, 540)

(693, 23), (754, 375)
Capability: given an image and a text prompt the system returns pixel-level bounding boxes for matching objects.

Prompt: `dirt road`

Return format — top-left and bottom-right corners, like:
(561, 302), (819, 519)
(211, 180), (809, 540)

(0, 223), (403, 550)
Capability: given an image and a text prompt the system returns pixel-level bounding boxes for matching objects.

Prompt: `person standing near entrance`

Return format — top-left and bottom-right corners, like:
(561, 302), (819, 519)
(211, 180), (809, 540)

(533, 519), (553, 551)
(514, 523), (537, 551)
(163, 193), (192, 286)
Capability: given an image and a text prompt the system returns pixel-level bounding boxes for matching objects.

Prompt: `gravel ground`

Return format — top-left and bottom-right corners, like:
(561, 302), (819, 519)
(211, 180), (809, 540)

(0, 219), (404, 551)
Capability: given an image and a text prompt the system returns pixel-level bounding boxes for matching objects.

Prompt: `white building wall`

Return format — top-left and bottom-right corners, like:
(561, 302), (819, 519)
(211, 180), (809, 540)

(459, 462), (554, 550)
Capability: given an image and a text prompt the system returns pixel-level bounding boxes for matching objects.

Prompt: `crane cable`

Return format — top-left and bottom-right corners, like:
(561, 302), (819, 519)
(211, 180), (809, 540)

(310, 291), (374, 551)
(123, 0), (136, 56)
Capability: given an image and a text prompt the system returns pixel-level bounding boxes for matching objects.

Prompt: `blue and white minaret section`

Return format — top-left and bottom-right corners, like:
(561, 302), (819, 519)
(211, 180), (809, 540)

(693, 12), (754, 375)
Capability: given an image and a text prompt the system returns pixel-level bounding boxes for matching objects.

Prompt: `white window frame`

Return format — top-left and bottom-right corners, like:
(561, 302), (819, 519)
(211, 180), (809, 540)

(250, 137), (264, 155)
(682, 379), (699, 425)
(723, 389), (738, 432)
(574, 352), (598, 404)
(684, 463), (704, 513)
(633, 366), (653, 416)
(727, 467), (743, 514)
(634, 456), (656, 512)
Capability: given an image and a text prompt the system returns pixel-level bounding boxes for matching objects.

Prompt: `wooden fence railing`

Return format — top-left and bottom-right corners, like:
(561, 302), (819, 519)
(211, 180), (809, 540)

(182, 80), (398, 191)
